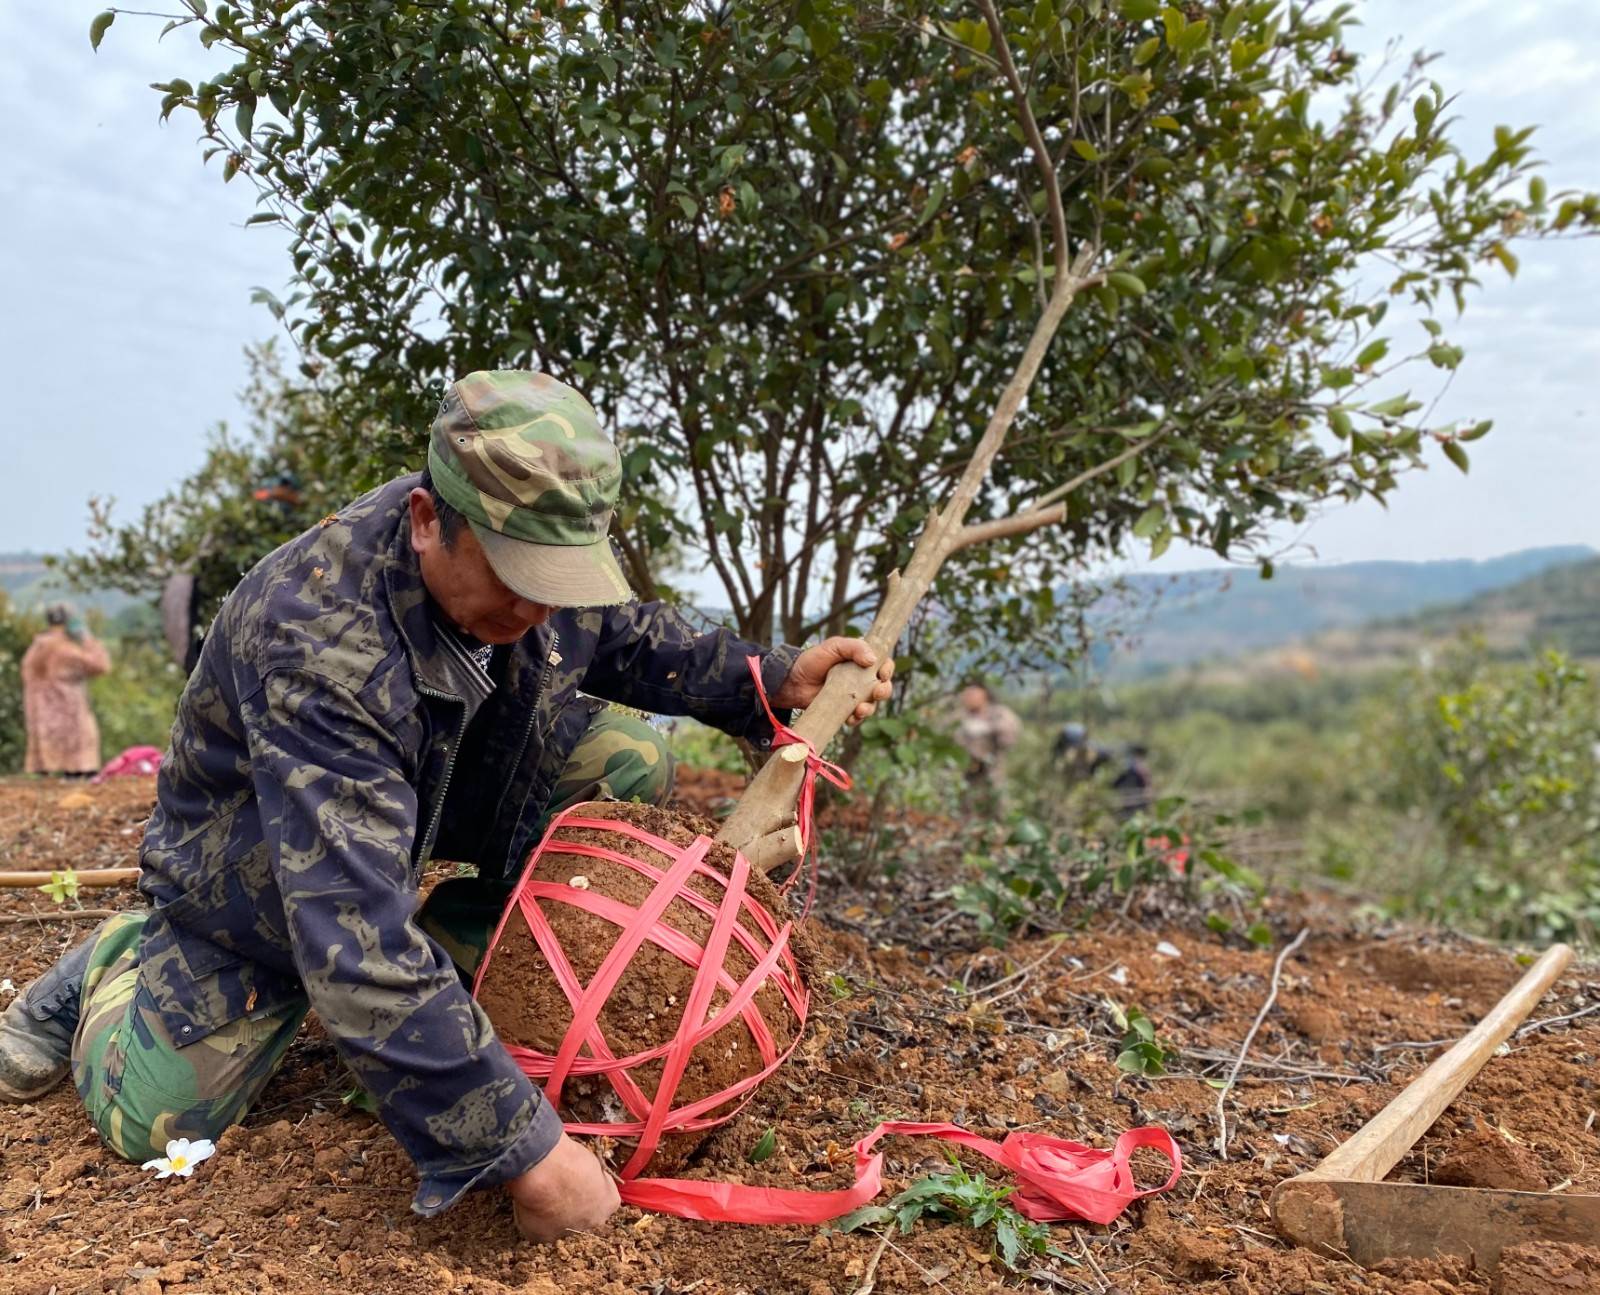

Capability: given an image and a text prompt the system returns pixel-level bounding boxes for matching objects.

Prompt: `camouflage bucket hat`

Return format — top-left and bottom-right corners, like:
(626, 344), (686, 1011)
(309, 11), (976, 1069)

(427, 371), (632, 607)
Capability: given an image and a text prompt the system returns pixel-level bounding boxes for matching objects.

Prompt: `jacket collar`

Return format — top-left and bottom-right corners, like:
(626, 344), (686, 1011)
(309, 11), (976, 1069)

(382, 480), (495, 711)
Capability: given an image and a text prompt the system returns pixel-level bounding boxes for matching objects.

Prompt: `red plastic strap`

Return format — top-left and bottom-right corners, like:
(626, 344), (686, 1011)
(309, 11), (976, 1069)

(474, 808), (1182, 1230)
(472, 807), (810, 1170)
(618, 1121), (1182, 1227)
(745, 654), (852, 916)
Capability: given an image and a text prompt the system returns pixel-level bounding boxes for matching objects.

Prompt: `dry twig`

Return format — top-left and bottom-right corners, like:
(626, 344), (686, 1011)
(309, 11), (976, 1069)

(0, 908), (126, 926)
(1214, 928), (1309, 1160)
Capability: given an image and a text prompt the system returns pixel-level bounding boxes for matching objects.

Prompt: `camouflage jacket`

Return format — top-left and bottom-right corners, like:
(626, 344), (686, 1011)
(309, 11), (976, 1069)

(135, 474), (799, 1214)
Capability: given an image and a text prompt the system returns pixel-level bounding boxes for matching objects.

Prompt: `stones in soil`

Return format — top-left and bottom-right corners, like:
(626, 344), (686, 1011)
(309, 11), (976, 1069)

(473, 800), (813, 1173)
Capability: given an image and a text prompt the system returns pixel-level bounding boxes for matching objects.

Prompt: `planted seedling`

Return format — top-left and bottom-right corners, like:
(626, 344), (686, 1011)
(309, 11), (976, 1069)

(749, 1127), (778, 1164)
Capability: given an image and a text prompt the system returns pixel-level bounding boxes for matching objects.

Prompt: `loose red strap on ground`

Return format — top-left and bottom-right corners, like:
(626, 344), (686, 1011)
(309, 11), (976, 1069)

(744, 654), (852, 917)
(474, 807), (1182, 1229)
(620, 1122), (1180, 1226)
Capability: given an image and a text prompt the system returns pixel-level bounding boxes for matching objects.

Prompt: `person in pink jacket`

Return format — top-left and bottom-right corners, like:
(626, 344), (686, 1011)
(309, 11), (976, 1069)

(21, 605), (111, 777)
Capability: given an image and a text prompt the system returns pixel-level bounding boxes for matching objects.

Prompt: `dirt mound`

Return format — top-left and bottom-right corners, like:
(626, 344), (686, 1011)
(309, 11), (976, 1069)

(1434, 1124), (1550, 1192)
(1495, 1241), (1600, 1295)
(473, 801), (811, 1173)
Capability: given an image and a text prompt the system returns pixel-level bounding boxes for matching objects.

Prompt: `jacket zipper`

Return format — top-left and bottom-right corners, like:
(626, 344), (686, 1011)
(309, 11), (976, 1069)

(496, 629), (561, 871)
(415, 683), (468, 868)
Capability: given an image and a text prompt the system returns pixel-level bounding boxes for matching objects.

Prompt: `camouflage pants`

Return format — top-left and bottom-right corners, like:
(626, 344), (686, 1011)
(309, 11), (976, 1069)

(70, 705), (672, 1164)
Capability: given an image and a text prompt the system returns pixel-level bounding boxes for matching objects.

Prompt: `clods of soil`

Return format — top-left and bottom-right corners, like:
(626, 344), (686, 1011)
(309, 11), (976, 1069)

(1, 775), (1598, 1294)
(1434, 1123), (1550, 1192)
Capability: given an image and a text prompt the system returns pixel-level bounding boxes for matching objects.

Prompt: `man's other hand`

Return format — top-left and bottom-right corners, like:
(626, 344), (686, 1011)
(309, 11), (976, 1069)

(508, 1132), (621, 1242)
(773, 637), (895, 725)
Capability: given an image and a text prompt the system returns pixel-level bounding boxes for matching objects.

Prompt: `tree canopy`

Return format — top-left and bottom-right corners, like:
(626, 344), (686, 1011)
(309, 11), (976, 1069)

(99, 0), (1597, 660)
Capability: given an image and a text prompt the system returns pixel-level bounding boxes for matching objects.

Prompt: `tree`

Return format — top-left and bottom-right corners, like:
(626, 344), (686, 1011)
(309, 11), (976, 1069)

(103, 0), (1598, 654)
(61, 343), (341, 638)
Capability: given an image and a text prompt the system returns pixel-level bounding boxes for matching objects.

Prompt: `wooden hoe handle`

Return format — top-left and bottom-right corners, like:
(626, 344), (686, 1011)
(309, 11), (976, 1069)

(1302, 942), (1573, 1186)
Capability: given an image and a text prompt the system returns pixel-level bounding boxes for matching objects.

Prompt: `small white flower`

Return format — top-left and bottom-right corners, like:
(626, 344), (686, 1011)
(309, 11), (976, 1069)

(142, 1137), (216, 1179)
(0, 979), (15, 996)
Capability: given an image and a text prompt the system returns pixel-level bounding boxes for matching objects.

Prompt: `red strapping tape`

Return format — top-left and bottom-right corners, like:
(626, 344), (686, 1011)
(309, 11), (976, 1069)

(475, 807), (1181, 1227)
(621, 1122), (1181, 1226)
(745, 654), (852, 918)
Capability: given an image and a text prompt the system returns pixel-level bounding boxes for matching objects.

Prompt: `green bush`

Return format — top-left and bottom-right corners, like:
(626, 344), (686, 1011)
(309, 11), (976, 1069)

(1310, 642), (1600, 942)
(89, 634), (184, 759)
(0, 595), (40, 772)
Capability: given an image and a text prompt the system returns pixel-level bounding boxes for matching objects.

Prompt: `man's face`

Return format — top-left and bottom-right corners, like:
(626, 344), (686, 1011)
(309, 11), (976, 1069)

(960, 686), (989, 714)
(409, 488), (554, 644)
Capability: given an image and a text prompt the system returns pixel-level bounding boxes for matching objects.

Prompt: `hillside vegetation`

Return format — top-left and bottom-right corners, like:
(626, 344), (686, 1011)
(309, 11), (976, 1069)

(1091, 545), (1595, 676)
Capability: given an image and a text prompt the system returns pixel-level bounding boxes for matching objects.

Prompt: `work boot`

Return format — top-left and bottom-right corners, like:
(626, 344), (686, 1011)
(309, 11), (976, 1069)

(0, 935), (97, 1102)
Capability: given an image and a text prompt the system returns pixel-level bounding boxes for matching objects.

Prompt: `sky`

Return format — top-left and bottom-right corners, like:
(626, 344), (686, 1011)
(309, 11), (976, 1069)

(3, 1), (1598, 582)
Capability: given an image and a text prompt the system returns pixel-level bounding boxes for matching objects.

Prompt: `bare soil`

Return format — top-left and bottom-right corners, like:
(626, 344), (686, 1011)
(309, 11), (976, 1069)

(1, 774), (1598, 1295)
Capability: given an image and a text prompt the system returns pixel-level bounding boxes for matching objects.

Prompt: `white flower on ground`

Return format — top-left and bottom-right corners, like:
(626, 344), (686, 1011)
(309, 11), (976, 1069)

(142, 1137), (216, 1179)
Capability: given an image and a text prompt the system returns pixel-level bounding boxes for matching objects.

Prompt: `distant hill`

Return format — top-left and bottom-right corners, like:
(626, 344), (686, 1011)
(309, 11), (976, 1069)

(1369, 555), (1600, 659)
(0, 552), (141, 620)
(1093, 545), (1597, 676)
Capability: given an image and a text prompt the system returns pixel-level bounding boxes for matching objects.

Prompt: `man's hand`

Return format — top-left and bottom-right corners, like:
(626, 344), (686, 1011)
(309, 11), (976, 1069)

(772, 637), (895, 725)
(508, 1132), (621, 1242)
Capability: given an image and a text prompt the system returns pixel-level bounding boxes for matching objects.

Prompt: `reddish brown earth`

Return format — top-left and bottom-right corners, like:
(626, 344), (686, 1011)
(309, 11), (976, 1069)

(1, 774), (1598, 1295)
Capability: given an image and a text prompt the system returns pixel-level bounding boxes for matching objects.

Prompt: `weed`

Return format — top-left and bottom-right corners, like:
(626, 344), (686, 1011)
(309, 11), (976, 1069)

(38, 870), (80, 906)
(1107, 1001), (1177, 1076)
(837, 1150), (1064, 1269)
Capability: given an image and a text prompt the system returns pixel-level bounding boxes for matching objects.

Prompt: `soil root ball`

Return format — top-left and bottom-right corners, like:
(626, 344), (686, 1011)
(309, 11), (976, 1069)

(475, 801), (814, 1173)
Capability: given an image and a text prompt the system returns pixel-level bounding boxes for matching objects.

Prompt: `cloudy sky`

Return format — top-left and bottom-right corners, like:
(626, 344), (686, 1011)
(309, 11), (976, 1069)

(4, 1), (1597, 579)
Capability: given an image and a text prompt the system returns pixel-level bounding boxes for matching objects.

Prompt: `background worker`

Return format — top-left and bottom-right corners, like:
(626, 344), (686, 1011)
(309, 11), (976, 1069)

(21, 604), (111, 777)
(954, 682), (1022, 814)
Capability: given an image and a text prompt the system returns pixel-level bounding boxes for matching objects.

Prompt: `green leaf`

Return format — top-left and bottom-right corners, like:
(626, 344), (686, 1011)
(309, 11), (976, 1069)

(341, 1086), (378, 1115)
(1108, 271), (1147, 297)
(1071, 139), (1100, 163)
(1441, 439), (1470, 473)
(38, 870), (80, 906)
(1328, 407), (1352, 439)
(675, 194), (698, 221)
(1490, 243), (1519, 278)
(1121, 0), (1161, 20)
(1355, 338), (1388, 368)
(1246, 922), (1274, 947)
(749, 1127), (778, 1163)
(1131, 503), (1165, 538)
(1367, 394), (1419, 418)
(89, 10), (114, 50)
(918, 180), (947, 226)
(236, 98), (256, 142)
(1457, 419), (1493, 442)
(835, 1204), (894, 1233)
